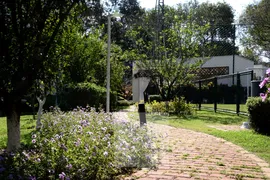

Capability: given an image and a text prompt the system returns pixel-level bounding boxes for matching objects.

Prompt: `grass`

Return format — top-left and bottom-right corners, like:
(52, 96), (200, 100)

(200, 103), (248, 113)
(0, 115), (35, 149)
(141, 110), (270, 164)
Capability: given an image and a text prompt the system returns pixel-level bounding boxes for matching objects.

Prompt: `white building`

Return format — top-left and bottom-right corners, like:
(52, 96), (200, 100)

(132, 55), (267, 102)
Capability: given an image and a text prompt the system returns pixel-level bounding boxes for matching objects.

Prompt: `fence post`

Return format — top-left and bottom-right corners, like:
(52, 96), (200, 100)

(138, 103), (146, 127)
(214, 77), (217, 113)
(199, 80), (202, 110)
(236, 73), (240, 116)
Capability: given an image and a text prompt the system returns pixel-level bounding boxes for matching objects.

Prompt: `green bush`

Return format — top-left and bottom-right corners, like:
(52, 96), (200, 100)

(148, 95), (162, 102)
(44, 83), (117, 111)
(246, 97), (270, 135)
(0, 108), (158, 179)
(151, 101), (166, 114)
(168, 97), (194, 116)
(145, 97), (194, 116)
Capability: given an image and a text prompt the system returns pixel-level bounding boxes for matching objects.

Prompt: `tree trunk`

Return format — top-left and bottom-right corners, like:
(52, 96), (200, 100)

(31, 95), (36, 120)
(36, 96), (46, 130)
(6, 101), (21, 152)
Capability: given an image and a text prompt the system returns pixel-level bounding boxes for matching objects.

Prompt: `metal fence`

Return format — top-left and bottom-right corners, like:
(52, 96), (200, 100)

(193, 70), (254, 115)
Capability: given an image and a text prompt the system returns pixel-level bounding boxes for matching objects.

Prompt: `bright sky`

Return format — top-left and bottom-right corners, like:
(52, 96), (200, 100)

(139, 0), (258, 22)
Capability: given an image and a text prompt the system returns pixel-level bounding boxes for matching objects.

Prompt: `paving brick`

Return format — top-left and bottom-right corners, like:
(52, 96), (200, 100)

(115, 111), (270, 180)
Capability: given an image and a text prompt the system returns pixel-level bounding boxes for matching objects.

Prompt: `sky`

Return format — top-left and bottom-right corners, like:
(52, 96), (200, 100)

(139, 0), (258, 22)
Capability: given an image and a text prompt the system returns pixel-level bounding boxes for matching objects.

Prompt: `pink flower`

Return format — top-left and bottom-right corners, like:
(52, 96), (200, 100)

(259, 77), (269, 88)
(266, 68), (270, 76)
(260, 93), (268, 102)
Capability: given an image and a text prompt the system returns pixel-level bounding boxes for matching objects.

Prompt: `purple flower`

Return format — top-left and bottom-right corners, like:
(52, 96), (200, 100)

(86, 131), (93, 135)
(29, 176), (36, 180)
(260, 93), (268, 102)
(61, 144), (68, 151)
(66, 164), (72, 169)
(259, 77), (269, 88)
(74, 138), (81, 147)
(8, 174), (13, 179)
(266, 68), (270, 76)
(32, 139), (36, 144)
(59, 172), (66, 180)
(0, 167), (5, 173)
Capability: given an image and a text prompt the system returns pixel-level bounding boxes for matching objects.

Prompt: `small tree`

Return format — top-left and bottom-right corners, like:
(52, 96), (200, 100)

(128, 6), (208, 100)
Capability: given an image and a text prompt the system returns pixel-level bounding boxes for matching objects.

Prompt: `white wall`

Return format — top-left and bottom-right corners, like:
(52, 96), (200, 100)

(201, 55), (254, 74)
(201, 55), (254, 87)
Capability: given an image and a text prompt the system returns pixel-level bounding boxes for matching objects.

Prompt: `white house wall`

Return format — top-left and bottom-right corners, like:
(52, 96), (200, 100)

(201, 55), (254, 87)
(201, 55), (254, 75)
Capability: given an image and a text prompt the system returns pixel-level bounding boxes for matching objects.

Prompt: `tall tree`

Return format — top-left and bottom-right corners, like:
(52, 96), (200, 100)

(240, 0), (270, 60)
(186, 1), (235, 56)
(129, 6), (208, 100)
(0, 0), (96, 151)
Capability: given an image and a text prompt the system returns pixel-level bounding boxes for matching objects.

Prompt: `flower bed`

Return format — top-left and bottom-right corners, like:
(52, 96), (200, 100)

(0, 107), (158, 179)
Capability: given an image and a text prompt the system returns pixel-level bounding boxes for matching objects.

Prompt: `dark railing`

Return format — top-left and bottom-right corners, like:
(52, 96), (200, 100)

(194, 70), (254, 116)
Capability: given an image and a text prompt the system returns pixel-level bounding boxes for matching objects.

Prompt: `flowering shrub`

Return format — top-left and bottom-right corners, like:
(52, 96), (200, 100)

(0, 107), (158, 179)
(259, 68), (270, 101)
(245, 68), (270, 135)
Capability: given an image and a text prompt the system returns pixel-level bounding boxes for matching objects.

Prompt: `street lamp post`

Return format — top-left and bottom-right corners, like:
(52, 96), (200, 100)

(106, 11), (122, 113)
(106, 15), (111, 113)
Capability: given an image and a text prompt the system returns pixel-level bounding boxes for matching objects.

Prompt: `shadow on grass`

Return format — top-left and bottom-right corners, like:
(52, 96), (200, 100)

(147, 110), (247, 125)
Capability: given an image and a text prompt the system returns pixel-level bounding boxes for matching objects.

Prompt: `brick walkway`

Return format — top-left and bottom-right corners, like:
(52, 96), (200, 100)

(114, 111), (270, 180)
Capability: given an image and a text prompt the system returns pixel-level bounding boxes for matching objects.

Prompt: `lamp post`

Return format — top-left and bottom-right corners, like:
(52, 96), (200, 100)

(106, 11), (122, 113)
(106, 15), (111, 113)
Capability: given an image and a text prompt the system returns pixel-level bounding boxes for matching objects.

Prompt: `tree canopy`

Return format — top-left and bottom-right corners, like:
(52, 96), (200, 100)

(240, 0), (270, 60)
(0, 0), (101, 151)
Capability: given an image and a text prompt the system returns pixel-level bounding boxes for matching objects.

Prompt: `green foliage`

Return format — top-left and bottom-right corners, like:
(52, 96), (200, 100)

(129, 6), (208, 100)
(168, 97), (194, 116)
(145, 97), (194, 116)
(44, 83), (117, 111)
(246, 97), (270, 135)
(148, 95), (162, 102)
(117, 100), (134, 107)
(183, 1), (235, 56)
(150, 101), (167, 114)
(0, 108), (158, 179)
(240, 0), (270, 60)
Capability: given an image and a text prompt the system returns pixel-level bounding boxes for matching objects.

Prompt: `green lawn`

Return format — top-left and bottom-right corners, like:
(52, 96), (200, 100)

(200, 103), (248, 112)
(140, 110), (270, 164)
(0, 115), (35, 149)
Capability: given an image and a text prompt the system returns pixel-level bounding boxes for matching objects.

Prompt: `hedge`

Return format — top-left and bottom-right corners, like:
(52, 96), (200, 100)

(44, 83), (117, 111)
(246, 97), (270, 135)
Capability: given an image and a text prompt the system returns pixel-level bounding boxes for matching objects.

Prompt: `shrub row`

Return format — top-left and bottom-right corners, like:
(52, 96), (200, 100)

(145, 97), (194, 116)
(0, 107), (158, 179)
(44, 83), (117, 111)
(246, 97), (270, 135)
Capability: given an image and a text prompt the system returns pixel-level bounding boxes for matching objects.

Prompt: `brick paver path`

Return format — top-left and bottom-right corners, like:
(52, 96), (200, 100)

(114, 111), (270, 180)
